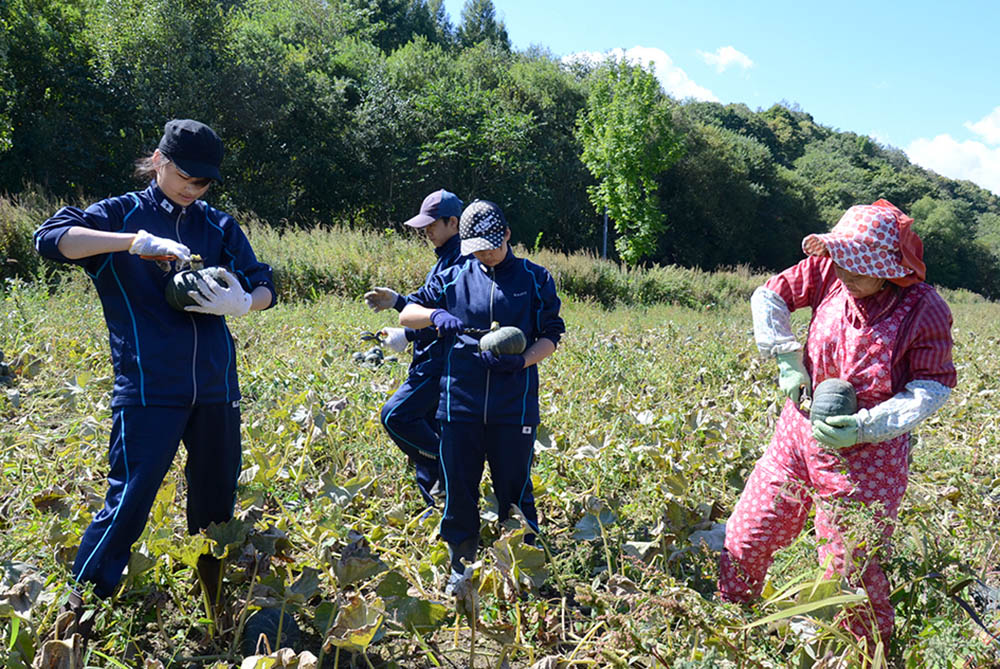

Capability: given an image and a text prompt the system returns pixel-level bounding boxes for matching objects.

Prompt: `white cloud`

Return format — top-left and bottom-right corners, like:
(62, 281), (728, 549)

(563, 46), (718, 102)
(905, 134), (1000, 196)
(698, 46), (754, 73)
(965, 106), (1000, 145)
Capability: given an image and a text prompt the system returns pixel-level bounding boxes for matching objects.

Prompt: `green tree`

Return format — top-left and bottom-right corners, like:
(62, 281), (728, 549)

(575, 59), (683, 265)
(0, 0), (125, 194)
(0, 9), (14, 155)
(657, 118), (821, 271)
(359, 0), (453, 52)
(426, 0), (455, 46)
(908, 195), (989, 291)
(457, 0), (509, 50)
(976, 212), (1000, 256)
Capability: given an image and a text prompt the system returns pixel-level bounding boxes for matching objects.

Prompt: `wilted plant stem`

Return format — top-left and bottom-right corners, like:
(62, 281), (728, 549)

(231, 557), (260, 656)
(596, 515), (615, 576)
(566, 620), (604, 663)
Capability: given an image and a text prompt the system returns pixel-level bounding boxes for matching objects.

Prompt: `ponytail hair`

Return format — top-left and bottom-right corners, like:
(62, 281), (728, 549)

(133, 151), (170, 182)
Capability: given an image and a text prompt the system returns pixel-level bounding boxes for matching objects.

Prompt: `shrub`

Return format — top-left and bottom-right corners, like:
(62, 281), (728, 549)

(0, 191), (65, 283)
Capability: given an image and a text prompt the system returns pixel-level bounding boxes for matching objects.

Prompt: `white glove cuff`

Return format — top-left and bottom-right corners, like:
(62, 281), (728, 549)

(382, 328), (408, 353)
(233, 291), (253, 317)
(751, 286), (801, 356)
(855, 380), (952, 443)
(128, 230), (151, 255)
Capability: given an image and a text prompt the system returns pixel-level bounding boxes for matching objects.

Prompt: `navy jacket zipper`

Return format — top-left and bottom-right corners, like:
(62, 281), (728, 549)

(175, 207), (199, 406)
(483, 265), (496, 423)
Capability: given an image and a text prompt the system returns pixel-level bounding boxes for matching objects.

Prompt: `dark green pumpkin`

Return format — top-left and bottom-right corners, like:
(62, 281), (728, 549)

(809, 378), (858, 424)
(240, 607), (300, 656)
(479, 323), (527, 355)
(164, 256), (229, 311)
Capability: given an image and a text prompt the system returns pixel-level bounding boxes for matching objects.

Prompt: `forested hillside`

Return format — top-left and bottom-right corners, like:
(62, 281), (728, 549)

(2, 0), (999, 294)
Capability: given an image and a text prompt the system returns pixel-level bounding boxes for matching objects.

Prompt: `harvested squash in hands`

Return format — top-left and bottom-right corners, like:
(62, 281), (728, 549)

(478, 321), (527, 355)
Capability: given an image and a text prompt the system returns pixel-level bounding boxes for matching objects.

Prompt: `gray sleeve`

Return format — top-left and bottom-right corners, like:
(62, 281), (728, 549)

(856, 380), (952, 443)
(750, 286), (801, 356)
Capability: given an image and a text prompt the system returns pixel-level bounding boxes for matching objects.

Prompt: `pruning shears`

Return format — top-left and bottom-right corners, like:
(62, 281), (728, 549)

(140, 254), (186, 272)
(360, 323), (494, 348)
(361, 327), (492, 346)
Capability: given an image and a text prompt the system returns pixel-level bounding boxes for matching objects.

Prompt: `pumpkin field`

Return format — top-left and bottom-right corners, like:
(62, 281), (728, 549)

(2, 245), (1000, 668)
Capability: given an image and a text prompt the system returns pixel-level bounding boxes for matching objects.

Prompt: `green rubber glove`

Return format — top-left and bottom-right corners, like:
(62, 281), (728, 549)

(775, 351), (811, 404)
(812, 415), (859, 449)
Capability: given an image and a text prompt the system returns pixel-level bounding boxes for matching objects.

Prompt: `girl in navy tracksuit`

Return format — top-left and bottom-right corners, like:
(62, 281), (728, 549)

(400, 200), (565, 582)
(33, 120), (275, 617)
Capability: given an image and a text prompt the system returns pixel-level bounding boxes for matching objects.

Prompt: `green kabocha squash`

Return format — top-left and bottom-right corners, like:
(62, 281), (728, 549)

(164, 255), (230, 311)
(478, 321), (527, 355)
(240, 607), (300, 656)
(808, 378), (858, 424)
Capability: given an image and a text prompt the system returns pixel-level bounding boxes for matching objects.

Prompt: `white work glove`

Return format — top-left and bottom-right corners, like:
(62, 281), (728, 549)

(380, 327), (409, 353)
(129, 229), (191, 265)
(364, 287), (403, 312)
(185, 269), (252, 317)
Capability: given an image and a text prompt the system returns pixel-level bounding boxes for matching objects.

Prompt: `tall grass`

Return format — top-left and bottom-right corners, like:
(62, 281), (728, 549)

(1, 190), (766, 309)
(251, 222), (767, 309)
(4, 190), (984, 312)
(0, 190), (60, 283)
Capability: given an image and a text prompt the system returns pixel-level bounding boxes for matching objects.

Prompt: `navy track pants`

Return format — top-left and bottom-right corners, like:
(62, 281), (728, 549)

(72, 403), (242, 598)
(439, 421), (537, 546)
(380, 371), (442, 506)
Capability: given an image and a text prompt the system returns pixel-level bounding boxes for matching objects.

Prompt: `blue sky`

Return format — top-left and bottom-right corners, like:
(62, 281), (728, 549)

(442, 0), (1000, 196)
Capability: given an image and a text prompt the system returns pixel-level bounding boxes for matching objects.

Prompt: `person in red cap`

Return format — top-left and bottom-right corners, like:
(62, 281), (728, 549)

(718, 200), (957, 644)
(34, 119), (275, 639)
(362, 189), (465, 511)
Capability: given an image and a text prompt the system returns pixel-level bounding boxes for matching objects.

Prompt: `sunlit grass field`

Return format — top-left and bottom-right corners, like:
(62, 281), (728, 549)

(2, 231), (999, 667)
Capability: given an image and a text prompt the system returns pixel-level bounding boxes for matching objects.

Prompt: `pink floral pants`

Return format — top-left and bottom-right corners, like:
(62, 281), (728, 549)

(719, 400), (909, 642)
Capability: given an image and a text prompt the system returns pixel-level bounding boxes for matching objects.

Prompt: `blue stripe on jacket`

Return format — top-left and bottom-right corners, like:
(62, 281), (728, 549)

(33, 182), (275, 408)
(409, 247), (564, 425)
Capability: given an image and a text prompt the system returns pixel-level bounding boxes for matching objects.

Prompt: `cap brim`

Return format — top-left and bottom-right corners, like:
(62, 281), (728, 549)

(404, 213), (435, 228)
(461, 237), (501, 255)
(172, 158), (223, 183)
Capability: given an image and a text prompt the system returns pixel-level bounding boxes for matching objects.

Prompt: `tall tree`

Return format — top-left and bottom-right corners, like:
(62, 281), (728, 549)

(576, 58), (683, 265)
(457, 0), (509, 50)
(426, 0), (455, 45)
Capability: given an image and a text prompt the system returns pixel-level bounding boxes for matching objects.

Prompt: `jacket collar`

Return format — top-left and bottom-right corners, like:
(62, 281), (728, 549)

(477, 246), (517, 273)
(147, 181), (187, 216)
(436, 233), (461, 259)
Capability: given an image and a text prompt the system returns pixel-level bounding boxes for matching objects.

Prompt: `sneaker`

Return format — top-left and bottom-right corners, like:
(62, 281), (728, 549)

(444, 568), (466, 597)
(56, 590), (95, 641)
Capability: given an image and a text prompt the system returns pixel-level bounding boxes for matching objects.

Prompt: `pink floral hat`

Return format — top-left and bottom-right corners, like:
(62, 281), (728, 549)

(802, 200), (925, 285)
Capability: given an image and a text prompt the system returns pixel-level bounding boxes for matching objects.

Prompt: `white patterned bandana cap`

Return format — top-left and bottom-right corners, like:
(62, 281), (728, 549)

(459, 200), (507, 255)
(802, 204), (909, 278)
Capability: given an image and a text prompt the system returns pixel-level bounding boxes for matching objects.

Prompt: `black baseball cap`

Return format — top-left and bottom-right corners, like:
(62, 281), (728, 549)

(157, 119), (224, 182)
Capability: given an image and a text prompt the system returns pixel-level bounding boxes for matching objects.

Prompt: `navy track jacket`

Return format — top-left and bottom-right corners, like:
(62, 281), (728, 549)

(34, 182), (275, 408)
(404, 234), (465, 374)
(408, 247), (565, 425)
